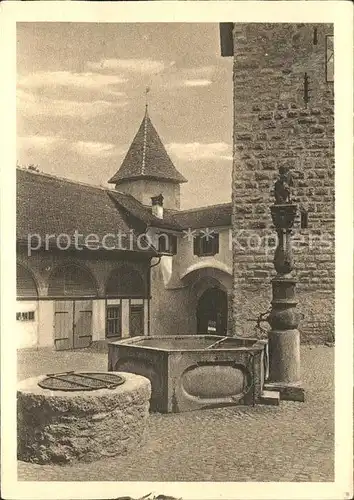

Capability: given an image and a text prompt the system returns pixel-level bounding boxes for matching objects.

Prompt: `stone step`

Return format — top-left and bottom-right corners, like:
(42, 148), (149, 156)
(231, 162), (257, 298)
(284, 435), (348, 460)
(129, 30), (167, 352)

(264, 382), (305, 402)
(259, 390), (280, 406)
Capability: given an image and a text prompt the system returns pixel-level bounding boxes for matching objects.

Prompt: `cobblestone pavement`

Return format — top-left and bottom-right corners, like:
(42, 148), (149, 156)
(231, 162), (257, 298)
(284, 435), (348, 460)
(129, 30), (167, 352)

(17, 345), (334, 482)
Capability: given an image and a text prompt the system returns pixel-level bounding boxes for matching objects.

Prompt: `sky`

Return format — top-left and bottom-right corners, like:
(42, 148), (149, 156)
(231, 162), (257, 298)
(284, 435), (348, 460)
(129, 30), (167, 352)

(17, 23), (233, 209)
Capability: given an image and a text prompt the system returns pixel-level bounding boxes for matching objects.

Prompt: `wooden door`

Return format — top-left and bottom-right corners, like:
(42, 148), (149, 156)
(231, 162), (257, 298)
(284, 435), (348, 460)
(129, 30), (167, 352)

(73, 300), (92, 349)
(54, 300), (74, 350)
(54, 300), (92, 350)
(130, 304), (144, 337)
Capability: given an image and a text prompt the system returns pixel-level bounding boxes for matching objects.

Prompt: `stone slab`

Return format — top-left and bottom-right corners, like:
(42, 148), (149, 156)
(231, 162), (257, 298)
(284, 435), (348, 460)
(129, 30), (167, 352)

(259, 390), (280, 406)
(264, 382), (305, 402)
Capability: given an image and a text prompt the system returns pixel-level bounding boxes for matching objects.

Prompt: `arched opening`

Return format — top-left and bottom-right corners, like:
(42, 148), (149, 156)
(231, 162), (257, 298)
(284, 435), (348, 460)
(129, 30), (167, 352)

(196, 287), (228, 336)
(105, 266), (147, 298)
(17, 263), (38, 298)
(48, 264), (97, 297)
(16, 264), (39, 349)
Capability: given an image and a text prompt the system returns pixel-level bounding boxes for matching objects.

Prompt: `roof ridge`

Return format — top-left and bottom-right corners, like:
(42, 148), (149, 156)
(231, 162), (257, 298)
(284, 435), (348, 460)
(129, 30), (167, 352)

(113, 189), (146, 205)
(177, 202), (232, 214)
(17, 167), (114, 194)
(108, 111), (187, 185)
(109, 190), (183, 230)
(108, 189), (152, 213)
(141, 109), (148, 175)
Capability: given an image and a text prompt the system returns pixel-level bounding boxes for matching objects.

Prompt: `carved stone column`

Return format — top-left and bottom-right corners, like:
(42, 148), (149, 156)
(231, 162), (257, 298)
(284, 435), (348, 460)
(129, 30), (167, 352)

(264, 173), (305, 402)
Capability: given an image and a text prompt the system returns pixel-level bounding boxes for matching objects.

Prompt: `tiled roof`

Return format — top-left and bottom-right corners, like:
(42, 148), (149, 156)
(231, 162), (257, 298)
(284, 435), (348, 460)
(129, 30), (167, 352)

(17, 168), (231, 251)
(108, 110), (187, 185)
(16, 168), (156, 254)
(172, 203), (232, 230)
(108, 193), (232, 231)
(108, 190), (181, 230)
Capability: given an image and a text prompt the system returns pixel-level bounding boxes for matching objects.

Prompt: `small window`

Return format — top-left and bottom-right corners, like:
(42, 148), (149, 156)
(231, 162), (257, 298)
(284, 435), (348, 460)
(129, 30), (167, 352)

(157, 233), (177, 255)
(16, 311), (35, 321)
(130, 304), (144, 337)
(194, 232), (219, 257)
(106, 305), (121, 338)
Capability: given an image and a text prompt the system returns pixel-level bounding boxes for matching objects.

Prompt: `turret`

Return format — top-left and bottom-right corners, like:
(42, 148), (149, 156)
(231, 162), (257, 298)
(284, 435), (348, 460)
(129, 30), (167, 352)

(108, 108), (187, 210)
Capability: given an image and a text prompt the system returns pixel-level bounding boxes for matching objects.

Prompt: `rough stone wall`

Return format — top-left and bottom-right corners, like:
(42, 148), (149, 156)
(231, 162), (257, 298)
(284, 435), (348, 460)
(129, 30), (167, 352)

(17, 372), (151, 464)
(232, 23), (334, 343)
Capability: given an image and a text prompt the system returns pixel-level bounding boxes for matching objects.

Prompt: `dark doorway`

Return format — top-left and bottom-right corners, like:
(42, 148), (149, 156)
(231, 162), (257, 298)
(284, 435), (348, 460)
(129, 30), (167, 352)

(130, 304), (144, 337)
(196, 287), (228, 336)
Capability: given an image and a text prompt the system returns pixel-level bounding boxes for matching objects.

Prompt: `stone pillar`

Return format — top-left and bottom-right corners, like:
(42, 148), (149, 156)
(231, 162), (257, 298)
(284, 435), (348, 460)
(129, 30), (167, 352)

(264, 190), (305, 402)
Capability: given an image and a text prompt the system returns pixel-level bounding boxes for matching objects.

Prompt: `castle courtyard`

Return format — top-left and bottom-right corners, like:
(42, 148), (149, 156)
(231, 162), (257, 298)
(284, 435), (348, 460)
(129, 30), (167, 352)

(13, 21), (341, 491)
(17, 344), (334, 482)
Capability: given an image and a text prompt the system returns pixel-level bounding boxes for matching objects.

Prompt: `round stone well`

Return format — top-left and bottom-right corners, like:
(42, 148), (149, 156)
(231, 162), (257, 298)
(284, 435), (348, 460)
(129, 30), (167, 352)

(17, 371), (151, 464)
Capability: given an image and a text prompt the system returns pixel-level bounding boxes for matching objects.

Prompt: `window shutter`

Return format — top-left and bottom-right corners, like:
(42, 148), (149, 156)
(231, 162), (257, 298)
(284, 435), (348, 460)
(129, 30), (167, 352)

(157, 233), (164, 253)
(213, 233), (220, 254)
(170, 235), (178, 255)
(220, 23), (234, 57)
(193, 235), (200, 256)
(130, 305), (144, 337)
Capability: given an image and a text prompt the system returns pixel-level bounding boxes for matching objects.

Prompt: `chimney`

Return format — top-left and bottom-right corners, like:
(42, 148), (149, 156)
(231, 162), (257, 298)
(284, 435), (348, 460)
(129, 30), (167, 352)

(151, 194), (164, 219)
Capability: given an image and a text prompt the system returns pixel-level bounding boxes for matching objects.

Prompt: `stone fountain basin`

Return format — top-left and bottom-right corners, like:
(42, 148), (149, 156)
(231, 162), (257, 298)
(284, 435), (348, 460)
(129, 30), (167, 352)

(108, 335), (268, 413)
(17, 371), (151, 464)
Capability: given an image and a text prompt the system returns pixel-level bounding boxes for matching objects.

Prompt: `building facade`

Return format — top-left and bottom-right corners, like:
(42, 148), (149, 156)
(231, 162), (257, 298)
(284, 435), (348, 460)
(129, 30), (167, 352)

(17, 109), (233, 349)
(17, 24), (334, 349)
(16, 168), (155, 349)
(221, 23), (335, 343)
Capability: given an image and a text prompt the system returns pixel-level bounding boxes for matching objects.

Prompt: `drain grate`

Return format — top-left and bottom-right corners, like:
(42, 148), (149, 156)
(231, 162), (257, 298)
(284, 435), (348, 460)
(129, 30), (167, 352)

(38, 371), (125, 392)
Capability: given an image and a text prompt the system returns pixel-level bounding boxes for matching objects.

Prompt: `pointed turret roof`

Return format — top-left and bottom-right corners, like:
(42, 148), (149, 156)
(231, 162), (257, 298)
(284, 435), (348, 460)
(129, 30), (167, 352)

(108, 109), (187, 185)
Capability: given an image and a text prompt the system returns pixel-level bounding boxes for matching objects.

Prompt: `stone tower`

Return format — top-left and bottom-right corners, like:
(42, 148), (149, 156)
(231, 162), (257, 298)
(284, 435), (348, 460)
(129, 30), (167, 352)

(108, 107), (187, 210)
(221, 23), (335, 343)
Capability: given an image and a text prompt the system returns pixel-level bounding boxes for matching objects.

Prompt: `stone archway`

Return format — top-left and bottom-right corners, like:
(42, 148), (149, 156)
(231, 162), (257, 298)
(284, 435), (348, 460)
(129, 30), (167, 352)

(47, 263), (98, 298)
(182, 267), (233, 336)
(16, 263), (39, 299)
(16, 263), (40, 348)
(196, 287), (228, 336)
(105, 265), (147, 298)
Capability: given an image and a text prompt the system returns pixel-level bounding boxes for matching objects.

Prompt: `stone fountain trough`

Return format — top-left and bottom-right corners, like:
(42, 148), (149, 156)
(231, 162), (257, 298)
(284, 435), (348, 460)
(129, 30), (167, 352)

(108, 335), (275, 413)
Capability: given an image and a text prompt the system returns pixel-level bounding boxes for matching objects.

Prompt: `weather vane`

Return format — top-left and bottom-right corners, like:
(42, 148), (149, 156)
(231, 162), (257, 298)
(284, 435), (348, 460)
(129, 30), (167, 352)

(145, 86), (150, 112)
